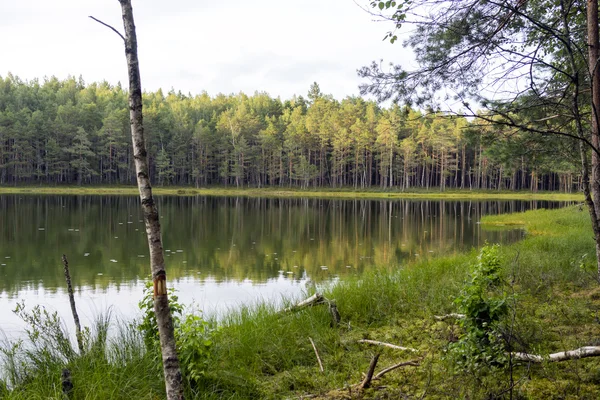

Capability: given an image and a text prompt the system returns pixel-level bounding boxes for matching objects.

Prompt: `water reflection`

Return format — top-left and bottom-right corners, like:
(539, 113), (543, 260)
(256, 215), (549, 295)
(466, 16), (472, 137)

(0, 195), (566, 334)
(0, 196), (561, 293)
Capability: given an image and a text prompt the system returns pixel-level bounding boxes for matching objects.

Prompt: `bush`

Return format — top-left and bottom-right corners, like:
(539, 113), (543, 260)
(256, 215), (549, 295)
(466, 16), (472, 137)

(448, 244), (509, 373)
(137, 279), (216, 384)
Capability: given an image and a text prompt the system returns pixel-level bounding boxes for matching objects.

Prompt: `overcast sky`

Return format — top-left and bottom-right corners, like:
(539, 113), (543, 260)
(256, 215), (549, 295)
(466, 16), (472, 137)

(1, 0), (412, 100)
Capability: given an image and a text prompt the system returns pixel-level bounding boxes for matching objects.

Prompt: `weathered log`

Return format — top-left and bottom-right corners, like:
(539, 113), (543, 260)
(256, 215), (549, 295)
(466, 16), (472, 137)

(283, 293), (325, 313)
(512, 346), (600, 363)
(358, 339), (419, 353)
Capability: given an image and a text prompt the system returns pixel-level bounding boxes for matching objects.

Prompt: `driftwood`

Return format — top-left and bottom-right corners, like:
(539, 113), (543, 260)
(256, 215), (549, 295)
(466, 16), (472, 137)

(358, 339), (419, 353)
(282, 293), (343, 328)
(309, 337), (324, 372)
(434, 313), (466, 321)
(512, 346), (600, 363)
(62, 255), (83, 353)
(283, 293), (326, 313)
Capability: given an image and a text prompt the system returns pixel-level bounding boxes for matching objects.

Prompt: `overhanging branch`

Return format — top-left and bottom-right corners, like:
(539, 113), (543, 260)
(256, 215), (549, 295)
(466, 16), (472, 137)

(89, 16), (125, 42)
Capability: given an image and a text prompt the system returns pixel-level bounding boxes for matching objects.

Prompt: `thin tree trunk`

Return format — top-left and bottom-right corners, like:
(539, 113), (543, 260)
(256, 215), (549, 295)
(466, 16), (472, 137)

(461, 144), (466, 189)
(62, 254), (83, 354)
(389, 147), (393, 188)
(440, 149), (446, 192)
(92, 2), (185, 398)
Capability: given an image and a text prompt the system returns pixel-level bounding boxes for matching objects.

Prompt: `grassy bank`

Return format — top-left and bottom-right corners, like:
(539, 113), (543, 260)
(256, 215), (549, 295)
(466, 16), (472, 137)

(0, 185), (584, 201)
(2, 206), (599, 399)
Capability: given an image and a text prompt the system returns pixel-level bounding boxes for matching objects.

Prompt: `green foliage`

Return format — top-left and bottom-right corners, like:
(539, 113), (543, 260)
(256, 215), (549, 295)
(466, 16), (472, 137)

(12, 301), (79, 362)
(448, 244), (509, 373)
(370, 0), (407, 43)
(0, 74), (579, 191)
(137, 278), (183, 349)
(137, 278), (216, 383)
(573, 252), (597, 279)
(1, 304), (165, 399)
(177, 314), (215, 383)
(360, 0), (590, 196)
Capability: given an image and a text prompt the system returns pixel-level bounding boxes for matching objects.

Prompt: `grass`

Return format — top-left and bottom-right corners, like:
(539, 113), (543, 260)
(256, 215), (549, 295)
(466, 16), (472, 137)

(0, 310), (165, 400)
(2, 205), (599, 399)
(0, 184), (585, 201)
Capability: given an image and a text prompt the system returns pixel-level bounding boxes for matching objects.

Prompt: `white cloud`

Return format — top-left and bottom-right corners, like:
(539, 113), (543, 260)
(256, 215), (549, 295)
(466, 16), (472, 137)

(0, 0), (413, 100)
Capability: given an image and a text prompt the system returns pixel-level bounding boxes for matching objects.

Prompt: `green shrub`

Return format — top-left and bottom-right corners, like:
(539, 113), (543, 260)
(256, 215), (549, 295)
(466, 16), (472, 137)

(137, 279), (216, 384)
(448, 244), (509, 373)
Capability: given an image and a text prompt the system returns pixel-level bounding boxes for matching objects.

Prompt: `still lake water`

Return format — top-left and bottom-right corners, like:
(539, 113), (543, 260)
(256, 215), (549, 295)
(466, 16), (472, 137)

(0, 195), (565, 336)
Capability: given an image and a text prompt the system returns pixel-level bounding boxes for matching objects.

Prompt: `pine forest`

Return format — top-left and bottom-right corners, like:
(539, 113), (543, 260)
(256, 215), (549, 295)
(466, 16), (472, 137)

(0, 75), (580, 191)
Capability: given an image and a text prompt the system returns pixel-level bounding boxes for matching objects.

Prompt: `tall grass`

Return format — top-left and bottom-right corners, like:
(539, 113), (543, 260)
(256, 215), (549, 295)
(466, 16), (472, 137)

(483, 206), (595, 290)
(0, 307), (164, 399)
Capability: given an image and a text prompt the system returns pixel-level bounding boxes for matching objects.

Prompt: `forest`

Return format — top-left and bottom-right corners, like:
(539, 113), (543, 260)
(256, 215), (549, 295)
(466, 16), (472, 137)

(0, 74), (580, 192)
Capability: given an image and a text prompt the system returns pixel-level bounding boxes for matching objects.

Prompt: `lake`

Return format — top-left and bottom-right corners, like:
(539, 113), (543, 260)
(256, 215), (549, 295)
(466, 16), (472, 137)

(0, 195), (565, 336)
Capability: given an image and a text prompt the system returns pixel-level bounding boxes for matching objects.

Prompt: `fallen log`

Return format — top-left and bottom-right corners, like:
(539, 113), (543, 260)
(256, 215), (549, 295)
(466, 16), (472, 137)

(512, 346), (600, 363)
(358, 339), (419, 353)
(283, 293), (325, 313)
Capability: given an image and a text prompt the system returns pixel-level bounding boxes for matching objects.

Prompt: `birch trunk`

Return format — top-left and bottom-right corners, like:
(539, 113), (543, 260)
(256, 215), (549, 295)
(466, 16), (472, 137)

(118, 1), (184, 398)
(513, 346), (600, 363)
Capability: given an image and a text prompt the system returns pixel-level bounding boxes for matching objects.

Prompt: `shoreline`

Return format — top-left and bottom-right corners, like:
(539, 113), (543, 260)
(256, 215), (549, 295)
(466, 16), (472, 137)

(0, 185), (584, 201)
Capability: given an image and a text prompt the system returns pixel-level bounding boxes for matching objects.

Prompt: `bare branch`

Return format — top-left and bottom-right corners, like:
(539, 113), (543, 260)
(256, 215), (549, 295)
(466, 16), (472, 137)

(89, 16), (125, 42)
(308, 337), (324, 373)
(358, 339), (419, 352)
(360, 353), (381, 389)
(373, 359), (421, 380)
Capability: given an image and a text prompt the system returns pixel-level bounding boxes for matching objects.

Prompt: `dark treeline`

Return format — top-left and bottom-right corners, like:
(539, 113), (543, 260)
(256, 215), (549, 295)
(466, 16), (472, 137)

(0, 74), (580, 191)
